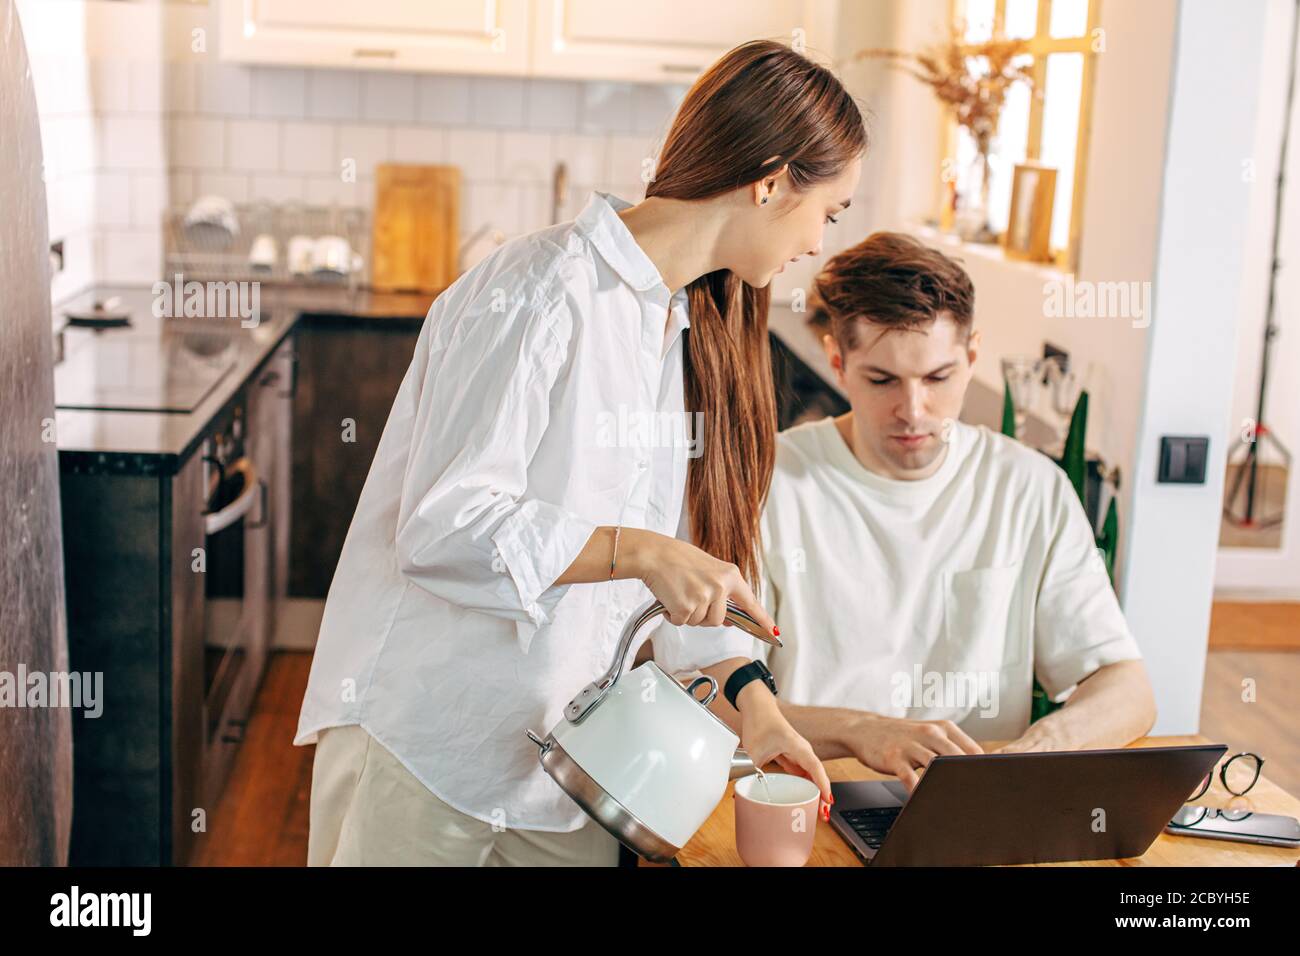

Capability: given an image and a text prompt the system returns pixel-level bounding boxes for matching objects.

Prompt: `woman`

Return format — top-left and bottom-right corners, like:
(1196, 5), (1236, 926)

(296, 39), (867, 866)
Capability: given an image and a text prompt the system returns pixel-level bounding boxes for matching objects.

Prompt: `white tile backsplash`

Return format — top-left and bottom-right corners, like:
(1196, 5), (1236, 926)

(280, 121), (337, 175)
(227, 118), (282, 172)
(97, 228), (162, 284)
(416, 74), (471, 126)
(553, 134), (608, 185)
(498, 131), (556, 185)
(90, 59), (131, 114)
(169, 116), (225, 170)
(41, 115), (97, 179)
(579, 82), (638, 134)
(335, 124), (393, 180)
(96, 171), (133, 228)
(193, 172), (250, 204)
(525, 80), (582, 132)
(169, 170), (197, 207)
(607, 133), (658, 186)
(99, 114), (166, 171)
(250, 173), (308, 204)
(307, 69), (362, 122)
(392, 126), (446, 164)
(446, 129), (500, 183)
(127, 60), (165, 115)
(471, 77), (527, 128)
(360, 72), (417, 124)
(305, 176), (373, 207)
(164, 60), (197, 114)
(129, 172), (169, 229)
(196, 63), (252, 117)
(251, 67), (309, 120)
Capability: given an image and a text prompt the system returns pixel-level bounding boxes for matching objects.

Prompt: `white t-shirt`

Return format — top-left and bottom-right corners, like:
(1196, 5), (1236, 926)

(680, 416), (1142, 741)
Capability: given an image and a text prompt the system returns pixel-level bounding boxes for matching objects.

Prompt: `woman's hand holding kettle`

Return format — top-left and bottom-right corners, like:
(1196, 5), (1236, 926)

(618, 529), (778, 635)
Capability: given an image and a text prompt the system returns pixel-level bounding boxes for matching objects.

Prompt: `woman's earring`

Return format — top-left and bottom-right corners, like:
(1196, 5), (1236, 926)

(761, 196), (768, 205)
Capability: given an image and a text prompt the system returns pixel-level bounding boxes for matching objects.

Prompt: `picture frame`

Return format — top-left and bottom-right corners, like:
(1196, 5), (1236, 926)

(1004, 163), (1058, 262)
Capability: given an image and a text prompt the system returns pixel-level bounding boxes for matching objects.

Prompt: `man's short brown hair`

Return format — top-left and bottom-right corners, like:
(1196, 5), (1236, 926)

(807, 231), (975, 352)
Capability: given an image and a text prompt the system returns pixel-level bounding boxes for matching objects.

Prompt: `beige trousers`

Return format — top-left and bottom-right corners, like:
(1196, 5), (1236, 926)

(307, 724), (622, 867)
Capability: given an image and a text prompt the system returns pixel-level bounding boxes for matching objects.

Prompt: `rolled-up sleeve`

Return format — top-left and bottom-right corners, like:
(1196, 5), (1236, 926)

(1033, 469), (1142, 701)
(394, 280), (597, 627)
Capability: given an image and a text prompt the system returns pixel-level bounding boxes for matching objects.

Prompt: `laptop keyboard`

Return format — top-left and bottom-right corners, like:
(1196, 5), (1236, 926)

(839, 806), (902, 849)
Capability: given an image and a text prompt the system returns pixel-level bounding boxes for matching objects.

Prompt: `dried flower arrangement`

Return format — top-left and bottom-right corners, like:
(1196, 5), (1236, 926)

(851, 24), (1037, 238)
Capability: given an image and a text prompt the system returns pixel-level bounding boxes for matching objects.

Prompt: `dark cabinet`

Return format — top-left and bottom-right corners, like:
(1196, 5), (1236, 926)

(288, 316), (420, 597)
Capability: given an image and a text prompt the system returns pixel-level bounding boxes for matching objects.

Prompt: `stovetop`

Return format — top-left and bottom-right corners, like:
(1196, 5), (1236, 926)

(54, 331), (239, 414)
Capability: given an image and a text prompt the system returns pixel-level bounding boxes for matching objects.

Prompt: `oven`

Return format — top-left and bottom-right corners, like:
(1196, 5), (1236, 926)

(199, 395), (270, 788)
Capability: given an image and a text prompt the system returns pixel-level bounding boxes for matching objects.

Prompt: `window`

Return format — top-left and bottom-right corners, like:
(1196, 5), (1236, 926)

(948, 0), (1099, 270)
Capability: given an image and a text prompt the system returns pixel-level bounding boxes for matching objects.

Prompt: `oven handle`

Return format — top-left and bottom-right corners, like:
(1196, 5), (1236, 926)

(203, 457), (260, 535)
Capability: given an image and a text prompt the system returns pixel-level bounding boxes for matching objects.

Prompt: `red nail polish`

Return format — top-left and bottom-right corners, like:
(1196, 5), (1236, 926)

(773, 626), (780, 636)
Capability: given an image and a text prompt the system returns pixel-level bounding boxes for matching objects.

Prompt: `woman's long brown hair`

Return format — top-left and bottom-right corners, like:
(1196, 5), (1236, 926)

(645, 40), (867, 586)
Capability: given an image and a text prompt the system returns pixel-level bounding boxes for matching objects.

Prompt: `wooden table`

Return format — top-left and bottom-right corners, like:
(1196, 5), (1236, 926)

(644, 735), (1300, 867)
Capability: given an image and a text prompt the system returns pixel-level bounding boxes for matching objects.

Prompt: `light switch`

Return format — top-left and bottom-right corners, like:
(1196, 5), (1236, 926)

(1158, 436), (1209, 484)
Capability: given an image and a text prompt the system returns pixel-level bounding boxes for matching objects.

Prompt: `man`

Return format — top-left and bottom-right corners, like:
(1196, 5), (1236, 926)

(656, 231), (1156, 789)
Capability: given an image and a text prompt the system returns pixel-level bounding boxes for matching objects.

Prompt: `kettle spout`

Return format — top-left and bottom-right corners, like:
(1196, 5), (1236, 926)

(729, 748), (757, 780)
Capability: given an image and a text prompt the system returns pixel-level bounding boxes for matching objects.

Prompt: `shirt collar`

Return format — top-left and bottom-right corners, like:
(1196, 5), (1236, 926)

(576, 191), (682, 308)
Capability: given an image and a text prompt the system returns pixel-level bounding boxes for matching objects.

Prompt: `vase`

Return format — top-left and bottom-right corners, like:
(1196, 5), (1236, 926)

(955, 150), (996, 243)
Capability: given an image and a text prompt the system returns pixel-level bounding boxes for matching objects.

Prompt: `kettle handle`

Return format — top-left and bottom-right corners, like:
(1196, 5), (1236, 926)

(684, 675), (718, 706)
(564, 599), (781, 724)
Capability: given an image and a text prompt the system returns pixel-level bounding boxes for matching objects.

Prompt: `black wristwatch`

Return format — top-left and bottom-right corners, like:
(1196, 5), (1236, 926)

(724, 660), (777, 710)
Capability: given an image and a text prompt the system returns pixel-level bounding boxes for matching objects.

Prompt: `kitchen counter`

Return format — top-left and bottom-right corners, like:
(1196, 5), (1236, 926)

(53, 284), (437, 475)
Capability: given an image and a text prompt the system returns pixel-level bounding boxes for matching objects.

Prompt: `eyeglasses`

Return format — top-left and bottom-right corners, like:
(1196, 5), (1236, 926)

(1189, 752), (1263, 801)
(1169, 752), (1263, 828)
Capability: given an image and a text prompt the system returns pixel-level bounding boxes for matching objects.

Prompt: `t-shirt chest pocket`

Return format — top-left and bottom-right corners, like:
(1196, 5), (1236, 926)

(938, 563), (1025, 672)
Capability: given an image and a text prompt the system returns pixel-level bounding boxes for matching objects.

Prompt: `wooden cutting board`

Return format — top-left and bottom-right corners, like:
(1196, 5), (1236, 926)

(370, 164), (460, 293)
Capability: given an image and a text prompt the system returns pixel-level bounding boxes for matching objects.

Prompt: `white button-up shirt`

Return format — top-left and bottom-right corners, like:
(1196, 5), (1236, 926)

(295, 192), (754, 832)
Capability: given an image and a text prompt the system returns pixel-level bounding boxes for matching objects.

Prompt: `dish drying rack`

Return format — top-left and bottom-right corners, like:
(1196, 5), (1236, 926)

(163, 200), (371, 290)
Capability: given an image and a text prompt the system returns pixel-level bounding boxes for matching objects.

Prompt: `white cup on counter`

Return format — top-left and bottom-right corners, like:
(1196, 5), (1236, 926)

(311, 234), (352, 276)
(287, 235), (315, 275)
(248, 233), (278, 272)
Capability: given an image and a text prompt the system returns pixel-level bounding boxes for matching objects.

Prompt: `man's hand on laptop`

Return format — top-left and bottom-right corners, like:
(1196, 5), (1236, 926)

(844, 714), (984, 791)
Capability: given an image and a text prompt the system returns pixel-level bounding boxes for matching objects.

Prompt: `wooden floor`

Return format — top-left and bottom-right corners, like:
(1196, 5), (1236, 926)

(188, 651), (315, 866)
(195, 638), (1300, 865)
(1207, 600), (1300, 650)
(1198, 649), (1300, 798)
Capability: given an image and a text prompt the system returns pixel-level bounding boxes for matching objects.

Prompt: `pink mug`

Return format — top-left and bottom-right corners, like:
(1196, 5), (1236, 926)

(734, 772), (820, 867)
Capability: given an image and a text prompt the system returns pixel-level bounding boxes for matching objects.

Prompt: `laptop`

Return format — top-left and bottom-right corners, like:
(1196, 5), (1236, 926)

(829, 744), (1227, 866)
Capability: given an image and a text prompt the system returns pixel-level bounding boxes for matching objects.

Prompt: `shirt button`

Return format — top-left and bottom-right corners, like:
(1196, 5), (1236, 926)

(491, 549), (507, 574)
(637, 459), (649, 471)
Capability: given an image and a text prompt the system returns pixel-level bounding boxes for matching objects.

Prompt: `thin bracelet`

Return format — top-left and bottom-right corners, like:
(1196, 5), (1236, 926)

(609, 525), (622, 580)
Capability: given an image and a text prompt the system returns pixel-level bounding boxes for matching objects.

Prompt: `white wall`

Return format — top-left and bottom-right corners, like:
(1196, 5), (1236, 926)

(1215, 0), (1300, 599)
(1123, 0), (1270, 733)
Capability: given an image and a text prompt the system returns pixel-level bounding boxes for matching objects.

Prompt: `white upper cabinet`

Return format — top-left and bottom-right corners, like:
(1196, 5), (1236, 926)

(218, 0), (838, 82)
(218, 0), (531, 75)
(530, 0), (834, 83)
